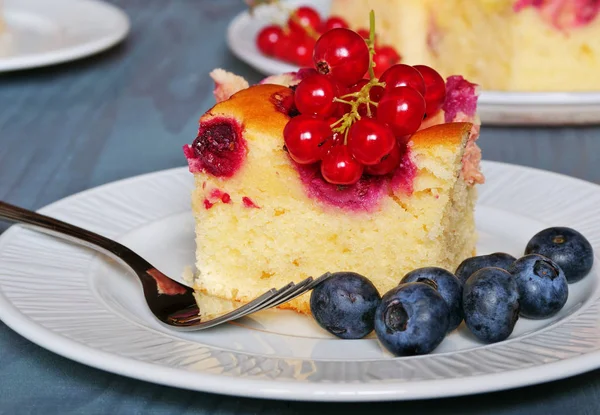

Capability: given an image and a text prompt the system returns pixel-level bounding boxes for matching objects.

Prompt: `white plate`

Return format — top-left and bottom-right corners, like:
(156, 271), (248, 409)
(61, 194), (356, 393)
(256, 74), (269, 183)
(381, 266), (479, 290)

(0, 0), (129, 72)
(0, 161), (600, 402)
(227, 0), (600, 125)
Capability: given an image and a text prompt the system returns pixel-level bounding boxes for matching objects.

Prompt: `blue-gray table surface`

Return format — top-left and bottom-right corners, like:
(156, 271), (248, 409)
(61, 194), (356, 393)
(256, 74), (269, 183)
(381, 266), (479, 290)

(1, 1), (599, 414)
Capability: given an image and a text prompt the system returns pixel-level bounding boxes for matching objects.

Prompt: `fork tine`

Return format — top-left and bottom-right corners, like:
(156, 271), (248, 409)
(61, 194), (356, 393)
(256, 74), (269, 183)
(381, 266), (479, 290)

(264, 276), (314, 309)
(304, 272), (333, 291)
(226, 281), (300, 320)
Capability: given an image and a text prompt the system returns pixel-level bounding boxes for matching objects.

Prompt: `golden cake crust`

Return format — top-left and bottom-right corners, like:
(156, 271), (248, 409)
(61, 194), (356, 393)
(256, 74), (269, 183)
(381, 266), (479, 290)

(202, 84), (290, 137)
(202, 84), (473, 152)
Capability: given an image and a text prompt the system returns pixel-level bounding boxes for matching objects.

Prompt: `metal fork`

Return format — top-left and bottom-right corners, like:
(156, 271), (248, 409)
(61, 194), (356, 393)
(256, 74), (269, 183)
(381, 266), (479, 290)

(0, 201), (331, 331)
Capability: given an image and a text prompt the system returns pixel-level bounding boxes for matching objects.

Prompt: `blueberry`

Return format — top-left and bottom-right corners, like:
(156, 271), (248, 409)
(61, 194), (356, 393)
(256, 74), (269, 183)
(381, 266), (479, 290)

(310, 272), (381, 339)
(462, 267), (520, 343)
(525, 227), (594, 283)
(455, 252), (517, 285)
(400, 267), (463, 332)
(374, 282), (449, 356)
(508, 254), (568, 319)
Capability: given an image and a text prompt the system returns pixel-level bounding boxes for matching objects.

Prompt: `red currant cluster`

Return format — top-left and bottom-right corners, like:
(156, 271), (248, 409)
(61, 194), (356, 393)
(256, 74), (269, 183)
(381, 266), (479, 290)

(256, 5), (400, 73)
(283, 13), (447, 186)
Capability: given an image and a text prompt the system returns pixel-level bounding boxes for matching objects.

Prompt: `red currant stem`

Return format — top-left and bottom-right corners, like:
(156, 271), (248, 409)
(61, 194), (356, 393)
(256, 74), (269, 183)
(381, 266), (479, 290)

(367, 10), (376, 80)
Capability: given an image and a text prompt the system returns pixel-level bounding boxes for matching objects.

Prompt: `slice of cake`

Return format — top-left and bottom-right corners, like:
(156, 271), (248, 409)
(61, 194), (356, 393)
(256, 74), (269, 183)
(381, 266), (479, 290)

(184, 70), (482, 314)
(330, 0), (600, 91)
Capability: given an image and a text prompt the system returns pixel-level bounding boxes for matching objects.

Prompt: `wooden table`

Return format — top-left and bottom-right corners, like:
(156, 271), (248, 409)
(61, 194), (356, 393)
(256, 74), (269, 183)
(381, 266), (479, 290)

(1, 1), (599, 413)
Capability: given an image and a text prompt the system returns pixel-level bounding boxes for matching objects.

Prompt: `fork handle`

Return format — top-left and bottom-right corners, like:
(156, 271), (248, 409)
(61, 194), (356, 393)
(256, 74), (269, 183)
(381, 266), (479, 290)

(0, 200), (143, 265)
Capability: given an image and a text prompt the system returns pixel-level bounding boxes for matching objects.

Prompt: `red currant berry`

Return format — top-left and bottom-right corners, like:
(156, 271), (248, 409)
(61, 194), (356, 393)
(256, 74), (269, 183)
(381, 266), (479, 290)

(376, 87), (426, 136)
(321, 145), (364, 185)
(284, 115), (332, 164)
(290, 35), (316, 66)
(365, 143), (404, 175)
(313, 28), (369, 86)
(373, 45), (401, 78)
(257, 25), (284, 56)
(380, 64), (426, 96)
(318, 125), (342, 159)
(414, 65), (447, 116)
(321, 16), (349, 32)
(348, 118), (396, 165)
(288, 6), (321, 34)
(294, 74), (337, 117)
(273, 32), (295, 61)
(356, 28), (374, 42)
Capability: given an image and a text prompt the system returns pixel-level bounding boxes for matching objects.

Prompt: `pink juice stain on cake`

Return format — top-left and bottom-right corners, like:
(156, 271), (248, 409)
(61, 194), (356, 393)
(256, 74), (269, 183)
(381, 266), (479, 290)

(184, 117), (247, 177)
(514, 0), (600, 30)
(295, 149), (417, 212)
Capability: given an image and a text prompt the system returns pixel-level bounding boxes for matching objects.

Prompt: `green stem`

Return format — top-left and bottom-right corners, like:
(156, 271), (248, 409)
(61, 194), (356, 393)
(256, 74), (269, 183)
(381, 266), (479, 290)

(368, 10), (376, 80)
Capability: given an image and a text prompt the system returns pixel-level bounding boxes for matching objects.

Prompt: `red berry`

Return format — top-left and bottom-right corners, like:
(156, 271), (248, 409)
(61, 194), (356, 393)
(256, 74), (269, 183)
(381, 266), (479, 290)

(288, 6), (321, 34)
(322, 16), (349, 32)
(321, 145), (364, 185)
(257, 25), (284, 56)
(373, 45), (401, 78)
(284, 115), (332, 164)
(365, 143), (404, 176)
(290, 35), (316, 66)
(376, 87), (426, 136)
(313, 28), (370, 86)
(273, 32), (295, 61)
(414, 65), (447, 117)
(348, 118), (396, 165)
(318, 126), (342, 159)
(294, 74), (337, 117)
(380, 64), (426, 96)
(356, 28), (371, 41)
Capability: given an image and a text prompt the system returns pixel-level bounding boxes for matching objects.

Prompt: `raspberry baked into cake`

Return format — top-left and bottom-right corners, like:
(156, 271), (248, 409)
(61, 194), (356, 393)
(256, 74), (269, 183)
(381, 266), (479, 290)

(331, 0), (600, 91)
(184, 25), (483, 314)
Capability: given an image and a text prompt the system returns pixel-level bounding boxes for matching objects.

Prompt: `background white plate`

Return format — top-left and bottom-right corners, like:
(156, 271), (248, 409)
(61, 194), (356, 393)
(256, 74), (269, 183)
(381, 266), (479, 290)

(0, 161), (599, 402)
(0, 0), (129, 72)
(227, 0), (600, 126)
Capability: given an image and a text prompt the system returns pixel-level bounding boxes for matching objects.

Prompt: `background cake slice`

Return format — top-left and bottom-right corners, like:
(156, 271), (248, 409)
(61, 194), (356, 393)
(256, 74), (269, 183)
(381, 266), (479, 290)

(330, 0), (600, 91)
(184, 79), (482, 314)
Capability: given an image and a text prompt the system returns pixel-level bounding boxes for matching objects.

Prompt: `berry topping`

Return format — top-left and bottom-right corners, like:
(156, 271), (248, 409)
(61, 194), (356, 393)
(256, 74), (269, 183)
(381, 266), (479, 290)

(313, 28), (370, 86)
(288, 6), (321, 35)
(462, 267), (520, 344)
(374, 282), (450, 356)
(347, 117), (396, 165)
(524, 227), (594, 283)
(509, 254), (569, 319)
(414, 65), (447, 117)
(256, 25), (284, 56)
(191, 118), (246, 177)
(310, 272), (381, 339)
(379, 64), (426, 96)
(364, 143), (404, 176)
(321, 16), (349, 32)
(294, 73), (338, 117)
(283, 115), (332, 164)
(320, 145), (364, 185)
(242, 196), (260, 209)
(376, 87), (426, 136)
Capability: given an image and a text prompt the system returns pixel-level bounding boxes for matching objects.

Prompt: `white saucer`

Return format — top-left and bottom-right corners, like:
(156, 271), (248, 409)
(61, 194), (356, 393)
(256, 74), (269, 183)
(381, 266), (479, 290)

(0, 161), (599, 401)
(0, 0), (129, 72)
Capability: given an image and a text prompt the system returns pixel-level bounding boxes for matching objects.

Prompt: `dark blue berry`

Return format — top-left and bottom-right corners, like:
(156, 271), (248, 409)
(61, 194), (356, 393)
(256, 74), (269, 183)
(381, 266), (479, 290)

(508, 254), (568, 319)
(310, 272), (381, 339)
(455, 252), (517, 285)
(400, 267), (463, 332)
(463, 267), (520, 343)
(374, 282), (449, 356)
(525, 227), (593, 283)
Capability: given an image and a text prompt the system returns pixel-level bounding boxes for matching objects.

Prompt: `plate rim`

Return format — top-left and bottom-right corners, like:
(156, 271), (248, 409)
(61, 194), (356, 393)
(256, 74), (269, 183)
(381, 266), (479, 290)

(1, 161), (600, 402)
(0, 0), (130, 72)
